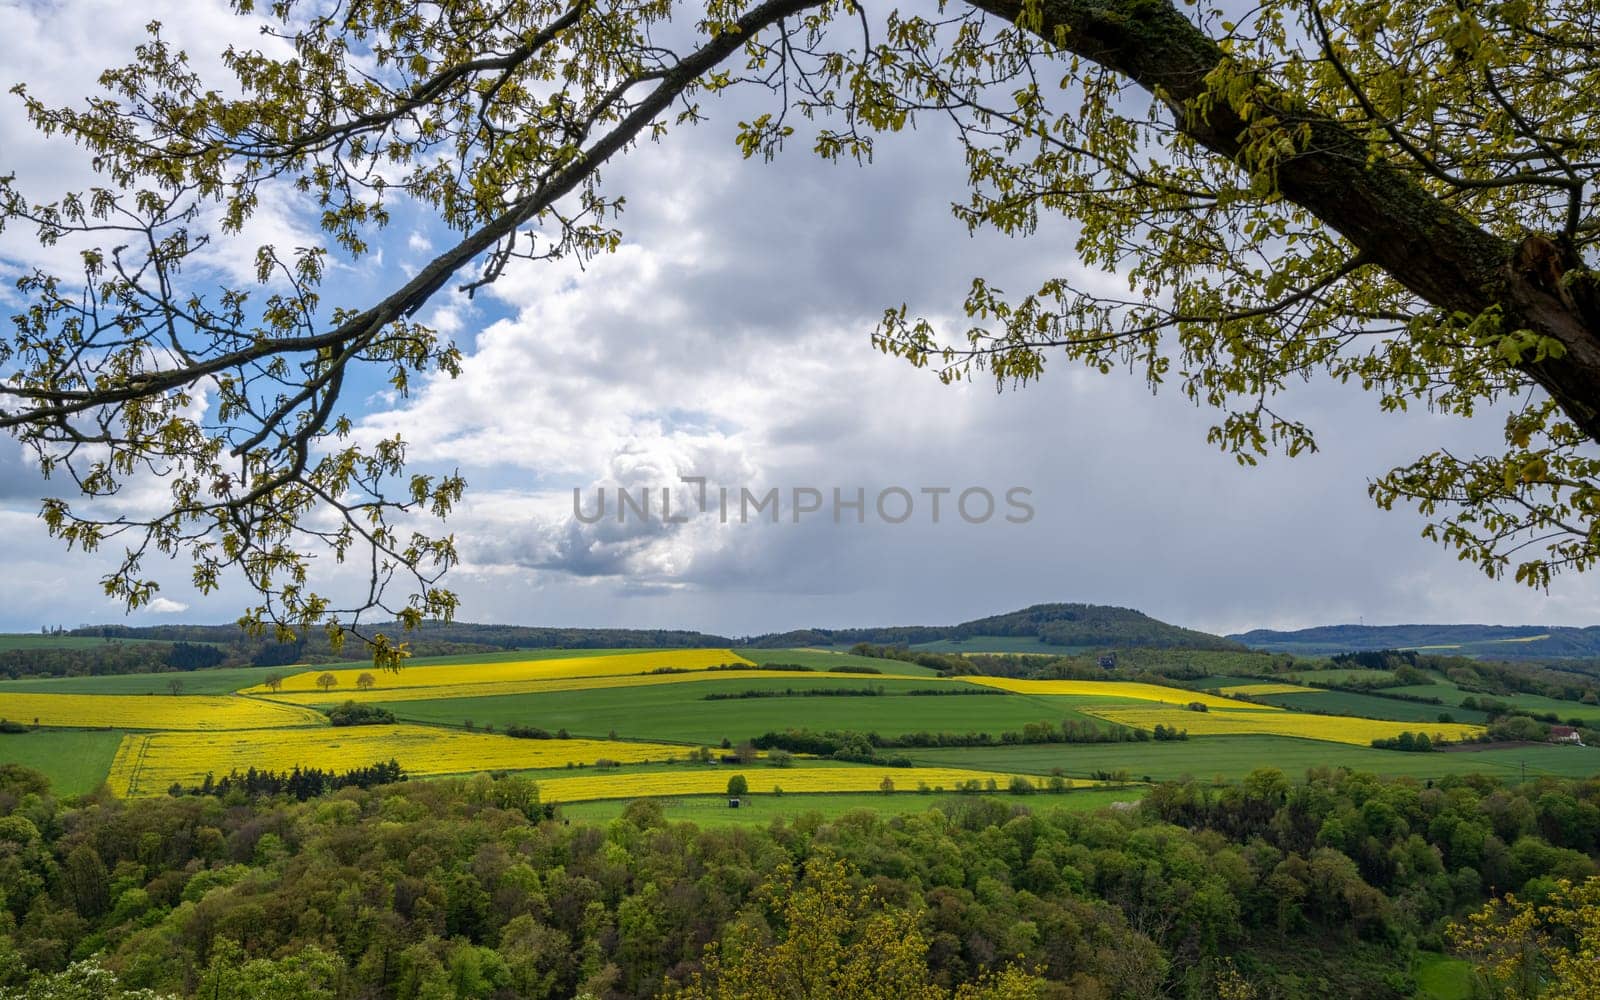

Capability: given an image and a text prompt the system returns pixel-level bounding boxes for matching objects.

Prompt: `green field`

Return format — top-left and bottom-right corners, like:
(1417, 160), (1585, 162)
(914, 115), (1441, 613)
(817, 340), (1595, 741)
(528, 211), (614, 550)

(1471, 690), (1600, 725)
(1413, 952), (1474, 1000)
(1186, 675), (1281, 690)
(1388, 681), (1600, 725)
(1285, 668), (1600, 726)
(901, 735), (1600, 782)
(0, 664), (306, 695)
(1260, 689), (1491, 724)
(376, 676), (1114, 744)
(553, 786), (1144, 826)
(0, 730), (124, 794)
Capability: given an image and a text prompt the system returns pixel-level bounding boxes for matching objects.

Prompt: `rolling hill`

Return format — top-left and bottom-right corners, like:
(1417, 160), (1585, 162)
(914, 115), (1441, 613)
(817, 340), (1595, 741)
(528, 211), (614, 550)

(745, 603), (1245, 652)
(1231, 623), (1600, 659)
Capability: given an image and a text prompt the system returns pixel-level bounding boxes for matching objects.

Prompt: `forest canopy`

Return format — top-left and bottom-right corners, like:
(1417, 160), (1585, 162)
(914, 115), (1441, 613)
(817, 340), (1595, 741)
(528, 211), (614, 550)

(3, 763), (1600, 997)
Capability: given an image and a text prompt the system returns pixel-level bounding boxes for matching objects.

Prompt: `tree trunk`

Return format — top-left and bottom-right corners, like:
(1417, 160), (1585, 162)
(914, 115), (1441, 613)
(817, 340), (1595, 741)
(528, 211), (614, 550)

(967, 0), (1600, 441)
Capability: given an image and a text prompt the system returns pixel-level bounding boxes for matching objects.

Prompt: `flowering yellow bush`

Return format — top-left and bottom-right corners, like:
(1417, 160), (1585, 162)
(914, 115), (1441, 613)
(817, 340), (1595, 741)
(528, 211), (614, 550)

(1085, 706), (1485, 746)
(259, 668), (850, 705)
(532, 767), (1096, 802)
(245, 648), (754, 694)
(0, 693), (324, 731)
(1450, 877), (1600, 999)
(1216, 683), (1317, 697)
(107, 726), (689, 796)
(964, 677), (1279, 710)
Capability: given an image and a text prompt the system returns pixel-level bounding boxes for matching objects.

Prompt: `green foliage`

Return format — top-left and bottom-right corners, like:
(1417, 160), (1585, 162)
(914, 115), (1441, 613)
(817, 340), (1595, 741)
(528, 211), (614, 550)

(0, 959), (175, 1000)
(0, 765), (1599, 996)
(857, 0), (1600, 586)
(325, 701), (397, 726)
(0, 0), (829, 649)
(669, 856), (1048, 999)
(1368, 731), (1436, 752)
(1451, 876), (1600, 998)
(194, 940), (340, 1000)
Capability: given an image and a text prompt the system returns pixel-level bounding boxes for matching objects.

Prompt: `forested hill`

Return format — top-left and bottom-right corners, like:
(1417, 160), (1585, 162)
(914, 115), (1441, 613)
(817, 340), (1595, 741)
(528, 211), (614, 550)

(744, 602), (1245, 651)
(57, 602), (1244, 655)
(6, 602), (1243, 679)
(68, 621), (732, 651)
(1231, 622), (1600, 659)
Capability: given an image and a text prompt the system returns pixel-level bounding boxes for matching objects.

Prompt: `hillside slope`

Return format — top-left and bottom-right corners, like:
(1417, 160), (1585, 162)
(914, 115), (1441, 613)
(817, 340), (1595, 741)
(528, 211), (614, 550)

(747, 603), (1244, 652)
(1231, 623), (1600, 659)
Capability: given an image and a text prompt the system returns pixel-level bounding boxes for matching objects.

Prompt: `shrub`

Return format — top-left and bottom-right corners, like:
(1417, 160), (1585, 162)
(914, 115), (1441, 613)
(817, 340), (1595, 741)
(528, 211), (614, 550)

(326, 702), (396, 727)
(504, 724), (554, 740)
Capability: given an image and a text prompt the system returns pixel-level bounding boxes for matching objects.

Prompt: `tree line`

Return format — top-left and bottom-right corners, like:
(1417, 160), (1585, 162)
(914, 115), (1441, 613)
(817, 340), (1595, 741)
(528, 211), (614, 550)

(170, 760), (408, 801)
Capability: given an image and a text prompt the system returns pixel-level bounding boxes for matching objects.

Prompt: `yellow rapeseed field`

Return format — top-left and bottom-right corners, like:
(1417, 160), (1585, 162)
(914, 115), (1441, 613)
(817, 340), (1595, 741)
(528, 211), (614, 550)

(107, 726), (690, 796)
(963, 677), (1280, 710)
(531, 767), (1098, 803)
(0, 693), (324, 731)
(245, 649), (754, 695)
(1084, 706), (1485, 746)
(1216, 683), (1317, 697)
(259, 668), (931, 705)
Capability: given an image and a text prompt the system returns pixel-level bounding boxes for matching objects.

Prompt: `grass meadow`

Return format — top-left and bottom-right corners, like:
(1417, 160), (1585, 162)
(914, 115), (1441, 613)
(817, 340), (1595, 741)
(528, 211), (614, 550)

(555, 786), (1146, 826)
(901, 735), (1600, 782)
(1257, 689), (1493, 724)
(0, 730), (124, 794)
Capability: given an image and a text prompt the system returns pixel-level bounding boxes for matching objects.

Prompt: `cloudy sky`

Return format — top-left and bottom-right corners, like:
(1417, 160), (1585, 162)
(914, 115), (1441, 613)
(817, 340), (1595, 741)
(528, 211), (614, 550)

(1, 0), (1596, 639)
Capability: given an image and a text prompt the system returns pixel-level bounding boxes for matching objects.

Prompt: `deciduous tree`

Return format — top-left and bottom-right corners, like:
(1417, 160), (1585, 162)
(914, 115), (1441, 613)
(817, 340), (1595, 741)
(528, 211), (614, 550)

(4, 0), (1600, 655)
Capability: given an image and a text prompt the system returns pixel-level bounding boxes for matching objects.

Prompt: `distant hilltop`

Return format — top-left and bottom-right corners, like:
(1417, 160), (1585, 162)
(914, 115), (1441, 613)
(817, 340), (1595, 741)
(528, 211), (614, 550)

(744, 602), (1245, 653)
(1230, 623), (1600, 660)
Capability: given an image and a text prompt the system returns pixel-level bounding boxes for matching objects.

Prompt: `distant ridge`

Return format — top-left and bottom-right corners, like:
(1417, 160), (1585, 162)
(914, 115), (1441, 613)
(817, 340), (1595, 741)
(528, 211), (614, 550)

(1230, 623), (1600, 659)
(46, 602), (1243, 660)
(54, 611), (1600, 661)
